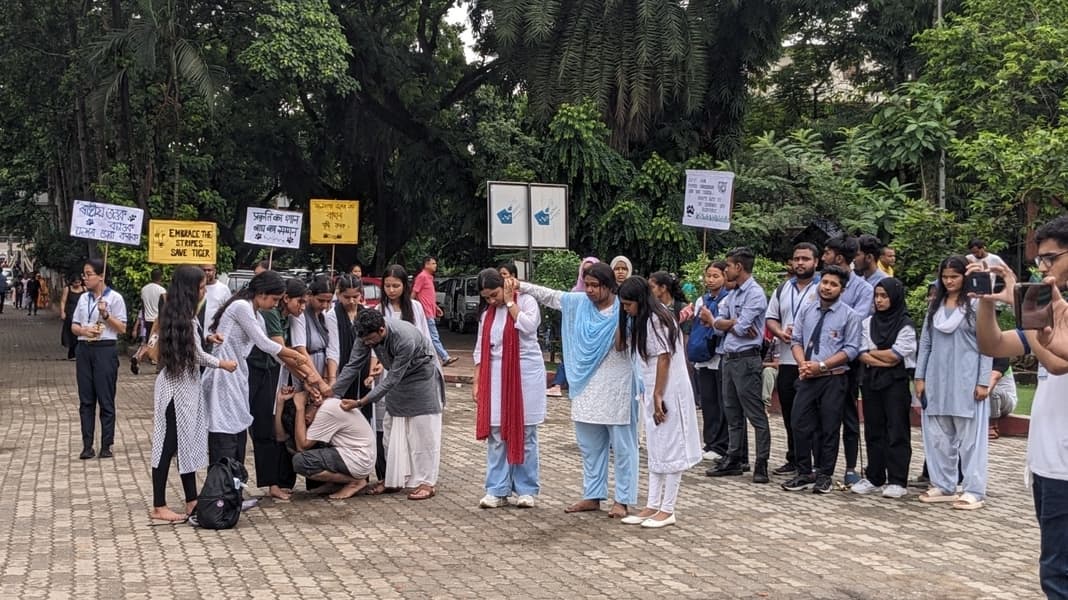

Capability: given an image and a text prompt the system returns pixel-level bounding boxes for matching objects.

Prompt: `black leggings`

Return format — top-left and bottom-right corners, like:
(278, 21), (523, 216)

(152, 401), (198, 507)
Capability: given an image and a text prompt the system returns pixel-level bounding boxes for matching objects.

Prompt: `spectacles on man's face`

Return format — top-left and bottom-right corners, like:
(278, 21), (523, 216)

(82, 272), (98, 278)
(1035, 249), (1068, 269)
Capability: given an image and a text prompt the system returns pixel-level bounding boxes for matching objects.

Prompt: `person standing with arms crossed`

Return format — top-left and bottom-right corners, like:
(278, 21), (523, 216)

(71, 258), (127, 459)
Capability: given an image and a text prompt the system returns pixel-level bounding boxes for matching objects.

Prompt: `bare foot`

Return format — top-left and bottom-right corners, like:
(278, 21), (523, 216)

(564, 499), (601, 513)
(150, 507), (187, 523)
(185, 500), (197, 515)
(269, 485), (292, 501)
(607, 502), (628, 518)
(329, 480), (368, 500)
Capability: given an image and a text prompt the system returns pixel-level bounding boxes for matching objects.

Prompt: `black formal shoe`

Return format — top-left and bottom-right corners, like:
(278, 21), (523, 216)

(130, 357), (139, 375)
(99, 447), (113, 459)
(709, 459), (744, 477)
(753, 459), (769, 484)
(79, 448), (95, 460)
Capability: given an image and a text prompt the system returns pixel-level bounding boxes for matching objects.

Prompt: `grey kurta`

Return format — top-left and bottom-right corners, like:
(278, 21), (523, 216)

(203, 300), (283, 434)
(333, 318), (443, 417)
(915, 302), (993, 418)
(151, 321), (221, 473)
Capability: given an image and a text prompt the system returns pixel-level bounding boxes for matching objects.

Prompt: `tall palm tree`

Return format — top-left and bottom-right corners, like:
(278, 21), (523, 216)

(87, 0), (226, 209)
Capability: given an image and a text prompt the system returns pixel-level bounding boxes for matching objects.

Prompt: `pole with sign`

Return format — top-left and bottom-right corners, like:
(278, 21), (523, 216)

(487, 182), (568, 279)
(682, 170), (734, 256)
(148, 220), (218, 264)
(309, 199), (359, 277)
(70, 200), (146, 278)
(243, 207), (304, 271)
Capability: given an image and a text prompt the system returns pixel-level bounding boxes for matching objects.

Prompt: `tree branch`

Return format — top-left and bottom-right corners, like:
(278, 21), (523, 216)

(438, 59), (501, 109)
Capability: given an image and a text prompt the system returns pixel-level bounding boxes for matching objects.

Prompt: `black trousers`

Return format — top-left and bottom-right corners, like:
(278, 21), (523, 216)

(697, 367), (728, 455)
(792, 374), (847, 476)
(152, 400), (198, 507)
(208, 431), (247, 465)
(776, 364), (800, 466)
(842, 360), (861, 470)
(247, 361), (295, 488)
(860, 377), (912, 487)
(76, 342), (118, 450)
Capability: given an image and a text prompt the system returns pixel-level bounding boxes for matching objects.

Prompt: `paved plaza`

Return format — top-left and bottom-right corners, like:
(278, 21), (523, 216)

(0, 308), (1045, 599)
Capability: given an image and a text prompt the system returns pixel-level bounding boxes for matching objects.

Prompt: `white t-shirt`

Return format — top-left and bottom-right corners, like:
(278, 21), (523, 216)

(1027, 371), (1068, 481)
(307, 398), (376, 478)
(202, 281), (232, 339)
(140, 282), (166, 322)
(965, 252), (1007, 269)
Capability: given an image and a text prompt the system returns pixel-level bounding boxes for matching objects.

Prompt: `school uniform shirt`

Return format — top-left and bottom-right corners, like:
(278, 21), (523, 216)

(840, 276), (874, 318)
(765, 277), (819, 366)
(718, 277), (767, 354)
(72, 288), (127, 341)
(790, 300), (862, 369)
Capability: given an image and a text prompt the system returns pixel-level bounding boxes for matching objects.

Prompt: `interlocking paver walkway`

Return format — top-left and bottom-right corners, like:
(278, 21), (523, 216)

(0, 308), (1043, 598)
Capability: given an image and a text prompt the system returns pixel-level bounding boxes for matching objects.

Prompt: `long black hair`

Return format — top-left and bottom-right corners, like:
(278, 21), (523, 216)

(210, 270), (284, 333)
(616, 276), (678, 361)
(381, 264), (415, 324)
(649, 271), (687, 303)
(926, 255), (974, 329)
(160, 266), (204, 376)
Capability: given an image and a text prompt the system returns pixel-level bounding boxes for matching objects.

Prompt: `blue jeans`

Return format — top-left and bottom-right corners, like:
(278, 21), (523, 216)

(485, 425), (540, 496)
(425, 317), (450, 361)
(1034, 474), (1068, 599)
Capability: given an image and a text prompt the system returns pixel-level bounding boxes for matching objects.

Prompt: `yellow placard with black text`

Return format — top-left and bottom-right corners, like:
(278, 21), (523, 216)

(310, 199), (359, 244)
(148, 220), (218, 264)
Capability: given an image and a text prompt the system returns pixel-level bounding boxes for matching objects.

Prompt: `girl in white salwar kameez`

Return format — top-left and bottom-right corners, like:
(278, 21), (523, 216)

(616, 276), (702, 529)
(150, 266), (237, 523)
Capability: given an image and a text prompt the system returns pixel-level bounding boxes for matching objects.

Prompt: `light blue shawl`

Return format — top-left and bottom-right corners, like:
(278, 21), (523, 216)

(559, 291), (619, 398)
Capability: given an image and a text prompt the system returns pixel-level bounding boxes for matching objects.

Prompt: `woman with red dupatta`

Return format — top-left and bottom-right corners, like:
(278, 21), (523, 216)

(472, 268), (547, 509)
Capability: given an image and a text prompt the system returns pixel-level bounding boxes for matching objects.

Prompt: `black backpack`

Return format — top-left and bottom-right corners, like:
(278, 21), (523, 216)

(193, 457), (247, 530)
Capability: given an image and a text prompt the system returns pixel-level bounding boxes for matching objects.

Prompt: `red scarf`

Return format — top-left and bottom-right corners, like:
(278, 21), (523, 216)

(476, 294), (526, 464)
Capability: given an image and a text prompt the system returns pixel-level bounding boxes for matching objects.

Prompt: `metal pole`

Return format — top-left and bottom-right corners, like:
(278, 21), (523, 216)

(937, 0), (946, 209)
(526, 184), (534, 280)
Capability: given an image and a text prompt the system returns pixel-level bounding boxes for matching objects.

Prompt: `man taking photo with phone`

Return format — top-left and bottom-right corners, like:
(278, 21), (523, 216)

(970, 215), (1068, 599)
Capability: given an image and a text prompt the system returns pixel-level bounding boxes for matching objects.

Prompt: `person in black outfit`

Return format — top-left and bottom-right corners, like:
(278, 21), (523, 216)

(26, 273), (41, 316)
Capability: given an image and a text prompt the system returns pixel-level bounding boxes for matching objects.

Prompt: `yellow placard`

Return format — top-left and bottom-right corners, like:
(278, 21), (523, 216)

(310, 199), (359, 244)
(148, 220), (218, 264)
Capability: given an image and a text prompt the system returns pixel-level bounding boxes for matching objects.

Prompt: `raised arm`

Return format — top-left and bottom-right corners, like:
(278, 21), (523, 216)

(518, 282), (564, 311)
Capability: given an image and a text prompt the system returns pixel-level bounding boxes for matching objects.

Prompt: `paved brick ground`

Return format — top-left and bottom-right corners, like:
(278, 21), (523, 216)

(0, 308), (1044, 598)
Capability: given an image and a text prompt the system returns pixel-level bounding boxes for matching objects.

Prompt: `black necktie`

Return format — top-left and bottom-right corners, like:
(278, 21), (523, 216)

(805, 308), (830, 360)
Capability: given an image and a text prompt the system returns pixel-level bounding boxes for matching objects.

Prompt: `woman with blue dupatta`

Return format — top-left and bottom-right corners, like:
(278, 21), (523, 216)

(520, 262), (638, 519)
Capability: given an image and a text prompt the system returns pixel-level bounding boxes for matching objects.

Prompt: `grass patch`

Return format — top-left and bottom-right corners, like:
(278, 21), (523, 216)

(1015, 384), (1035, 416)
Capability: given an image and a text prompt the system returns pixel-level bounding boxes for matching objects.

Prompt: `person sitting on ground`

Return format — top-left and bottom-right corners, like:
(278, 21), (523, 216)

(286, 389), (376, 500)
(987, 357), (1017, 440)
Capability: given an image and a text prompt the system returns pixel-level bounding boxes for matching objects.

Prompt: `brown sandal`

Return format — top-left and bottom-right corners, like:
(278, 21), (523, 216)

(407, 484), (436, 500)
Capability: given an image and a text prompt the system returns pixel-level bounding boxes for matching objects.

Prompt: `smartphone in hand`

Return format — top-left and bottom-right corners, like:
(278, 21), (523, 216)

(1014, 283), (1054, 330)
(964, 272), (1004, 296)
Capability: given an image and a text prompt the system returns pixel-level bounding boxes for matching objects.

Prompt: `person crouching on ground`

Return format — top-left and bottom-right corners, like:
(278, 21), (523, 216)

(287, 390), (376, 500)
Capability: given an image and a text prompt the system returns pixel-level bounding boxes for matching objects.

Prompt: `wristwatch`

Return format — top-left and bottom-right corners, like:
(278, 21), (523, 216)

(818, 361), (828, 373)
(505, 301), (515, 308)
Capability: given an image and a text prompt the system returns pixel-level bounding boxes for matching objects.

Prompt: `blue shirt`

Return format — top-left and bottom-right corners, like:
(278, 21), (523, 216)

(790, 299), (862, 368)
(841, 275), (874, 318)
(864, 269), (888, 288)
(718, 276), (767, 354)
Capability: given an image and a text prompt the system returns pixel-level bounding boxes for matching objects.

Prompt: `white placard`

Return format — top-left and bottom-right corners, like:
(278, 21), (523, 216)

(530, 184), (568, 249)
(682, 170), (734, 230)
(70, 200), (145, 245)
(488, 182), (530, 247)
(244, 207), (304, 249)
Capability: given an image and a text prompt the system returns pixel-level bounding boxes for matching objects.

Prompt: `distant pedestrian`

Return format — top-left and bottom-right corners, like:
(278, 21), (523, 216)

(132, 268), (167, 374)
(25, 273), (40, 316)
(59, 275), (86, 360)
(412, 256), (457, 366)
(13, 274), (23, 309)
(0, 269), (7, 314)
(71, 259), (127, 459)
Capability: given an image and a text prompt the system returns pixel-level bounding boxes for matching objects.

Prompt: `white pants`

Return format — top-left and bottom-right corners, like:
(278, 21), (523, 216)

(383, 412), (442, 488)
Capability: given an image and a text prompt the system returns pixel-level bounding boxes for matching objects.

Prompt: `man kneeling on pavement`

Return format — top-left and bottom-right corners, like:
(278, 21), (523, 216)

(282, 388), (377, 499)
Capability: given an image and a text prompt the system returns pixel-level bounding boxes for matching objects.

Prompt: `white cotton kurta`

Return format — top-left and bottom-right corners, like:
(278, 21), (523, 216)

(203, 300), (283, 434)
(472, 295), (547, 426)
(151, 322), (221, 473)
(637, 319), (702, 473)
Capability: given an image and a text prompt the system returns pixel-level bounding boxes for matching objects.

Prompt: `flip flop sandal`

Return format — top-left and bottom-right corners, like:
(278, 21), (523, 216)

(952, 493), (985, 510)
(918, 488), (959, 503)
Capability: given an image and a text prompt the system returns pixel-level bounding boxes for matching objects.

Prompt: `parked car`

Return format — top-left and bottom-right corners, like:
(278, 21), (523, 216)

(441, 275), (480, 333)
(225, 269), (256, 293)
(361, 276), (382, 309)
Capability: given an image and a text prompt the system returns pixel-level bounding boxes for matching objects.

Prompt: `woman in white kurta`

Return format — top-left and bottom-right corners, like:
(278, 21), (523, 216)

(617, 276), (701, 529)
(150, 266), (237, 523)
(472, 269), (547, 508)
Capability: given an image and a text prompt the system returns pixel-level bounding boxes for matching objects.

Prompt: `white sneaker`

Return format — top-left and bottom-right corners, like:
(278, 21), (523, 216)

(515, 495), (535, 508)
(882, 484), (908, 499)
(703, 450), (722, 461)
(479, 494), (508, 509)
(850, 478), (882, 495)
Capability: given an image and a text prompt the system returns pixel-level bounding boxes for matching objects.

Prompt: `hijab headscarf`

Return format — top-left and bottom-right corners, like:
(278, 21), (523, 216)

(572, 257), (600, 292)
(870, 278), (913, 349)
(610, 256), (633, 280)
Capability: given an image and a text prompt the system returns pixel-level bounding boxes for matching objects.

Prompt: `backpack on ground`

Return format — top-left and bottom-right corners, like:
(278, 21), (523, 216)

(686, 293), (720, 363)
(193, 457), (248, 530)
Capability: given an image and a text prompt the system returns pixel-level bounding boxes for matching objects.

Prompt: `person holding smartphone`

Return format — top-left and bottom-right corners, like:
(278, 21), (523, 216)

(971, 215), (1068, 599)
(616, 276), (701, 529)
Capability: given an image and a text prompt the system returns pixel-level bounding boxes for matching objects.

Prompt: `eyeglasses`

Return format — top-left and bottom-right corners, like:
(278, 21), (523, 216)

(82, 272), (98, 277)
(1035, 249), (1068, 268)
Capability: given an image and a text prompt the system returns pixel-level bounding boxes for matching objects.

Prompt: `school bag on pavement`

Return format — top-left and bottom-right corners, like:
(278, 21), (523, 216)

(192, 457), (248, 530)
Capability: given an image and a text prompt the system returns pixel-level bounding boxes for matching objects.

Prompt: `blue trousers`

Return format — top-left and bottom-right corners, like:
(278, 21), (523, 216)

(574, 419), (639, 506)
(425, 317), (450, 361)
(485, 425), (540, 496)
(1034, 474), (1068, 599)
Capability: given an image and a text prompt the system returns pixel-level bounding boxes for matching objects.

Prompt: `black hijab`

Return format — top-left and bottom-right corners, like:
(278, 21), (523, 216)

(869, 277), (913, 349)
